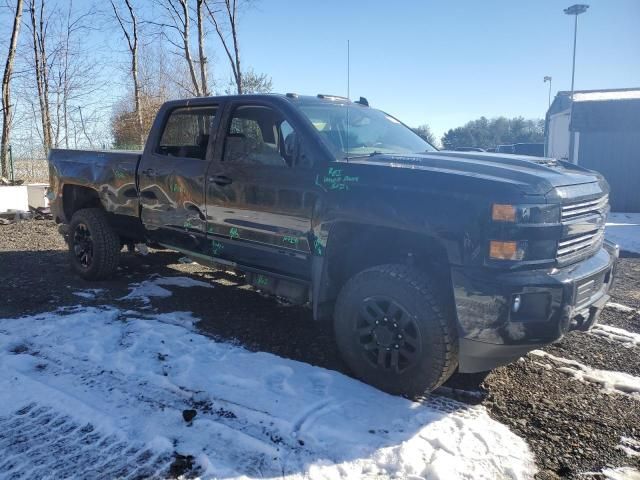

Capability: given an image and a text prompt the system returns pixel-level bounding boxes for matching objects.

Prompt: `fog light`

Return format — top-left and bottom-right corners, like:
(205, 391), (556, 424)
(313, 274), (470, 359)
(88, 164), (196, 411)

(512, 294), (521, 313)
(489, 240), (526, 261)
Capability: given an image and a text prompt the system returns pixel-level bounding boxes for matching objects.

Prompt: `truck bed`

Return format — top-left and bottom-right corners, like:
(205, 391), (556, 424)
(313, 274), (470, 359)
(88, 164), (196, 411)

(48, 148), (142, 220)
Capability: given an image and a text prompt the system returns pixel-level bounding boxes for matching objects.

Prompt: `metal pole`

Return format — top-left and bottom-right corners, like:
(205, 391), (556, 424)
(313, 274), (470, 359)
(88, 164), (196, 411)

(548, 79), (552, 109)
(570, 14), (578, 99)
(9, 145), (14, 182)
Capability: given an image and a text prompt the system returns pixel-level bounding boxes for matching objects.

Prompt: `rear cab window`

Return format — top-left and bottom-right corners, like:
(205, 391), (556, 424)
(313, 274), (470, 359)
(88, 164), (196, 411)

(156, 106), (218, 160)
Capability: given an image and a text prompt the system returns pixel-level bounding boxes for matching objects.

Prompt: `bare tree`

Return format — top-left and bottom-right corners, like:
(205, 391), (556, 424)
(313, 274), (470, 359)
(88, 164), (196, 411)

(1, 0), (24, 177)
(196, 0), (209, 96)
(29, 0), (53, 152)
(205, 0), (242, 94)
(151, 0), (205, 97)
(111, 0), (143, 146)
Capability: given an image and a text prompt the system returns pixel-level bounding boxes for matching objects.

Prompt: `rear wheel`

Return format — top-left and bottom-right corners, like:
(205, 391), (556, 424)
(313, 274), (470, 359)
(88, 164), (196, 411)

(68, 208), (120, 280)
(334, 264), (458, 397)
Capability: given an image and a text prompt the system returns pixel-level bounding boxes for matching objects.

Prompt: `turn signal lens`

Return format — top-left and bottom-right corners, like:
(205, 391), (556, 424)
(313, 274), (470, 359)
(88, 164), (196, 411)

(490, 240), (526, 261)
(492, 204), (516, 222)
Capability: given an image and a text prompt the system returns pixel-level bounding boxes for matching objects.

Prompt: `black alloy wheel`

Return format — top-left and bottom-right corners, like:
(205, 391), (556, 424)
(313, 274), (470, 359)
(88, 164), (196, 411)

(73, 222), (94, 268)
(356, 296), (421, 373)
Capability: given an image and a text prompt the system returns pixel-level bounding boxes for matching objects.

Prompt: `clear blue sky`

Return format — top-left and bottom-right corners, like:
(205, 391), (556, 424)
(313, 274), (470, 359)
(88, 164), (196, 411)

(235, 0), (639, 140)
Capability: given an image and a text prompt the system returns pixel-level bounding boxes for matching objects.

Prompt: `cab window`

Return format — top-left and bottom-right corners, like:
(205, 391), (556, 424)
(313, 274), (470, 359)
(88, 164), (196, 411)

(223, 105), (309, 167)
(157, 106), (217, 159)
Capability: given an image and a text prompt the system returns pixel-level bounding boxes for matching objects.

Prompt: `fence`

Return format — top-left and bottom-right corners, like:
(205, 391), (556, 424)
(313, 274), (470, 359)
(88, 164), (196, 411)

(2, 144), (144, 184)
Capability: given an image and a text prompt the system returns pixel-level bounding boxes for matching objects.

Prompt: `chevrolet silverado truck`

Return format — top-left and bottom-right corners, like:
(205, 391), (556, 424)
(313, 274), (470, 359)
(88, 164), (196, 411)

(48, 93), (618, 396)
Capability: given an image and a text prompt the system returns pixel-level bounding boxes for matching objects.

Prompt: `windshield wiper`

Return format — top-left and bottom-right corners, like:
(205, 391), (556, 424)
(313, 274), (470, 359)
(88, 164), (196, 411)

(345, 151), (384, 160)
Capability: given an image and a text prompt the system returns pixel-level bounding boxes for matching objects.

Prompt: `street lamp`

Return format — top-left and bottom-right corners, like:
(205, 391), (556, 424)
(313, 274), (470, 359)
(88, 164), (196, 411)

(564, 4), (589, 100)
(544, 76), (552, 109)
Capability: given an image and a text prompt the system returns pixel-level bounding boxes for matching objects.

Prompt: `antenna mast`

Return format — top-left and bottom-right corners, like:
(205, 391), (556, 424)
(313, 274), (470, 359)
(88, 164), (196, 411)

(346, 39), (350, 161)
(347, 40), (350, 100)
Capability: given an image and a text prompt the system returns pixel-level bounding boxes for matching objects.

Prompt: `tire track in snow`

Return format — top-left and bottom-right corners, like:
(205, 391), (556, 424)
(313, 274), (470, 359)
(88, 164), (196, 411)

(0, 403), (173, 479)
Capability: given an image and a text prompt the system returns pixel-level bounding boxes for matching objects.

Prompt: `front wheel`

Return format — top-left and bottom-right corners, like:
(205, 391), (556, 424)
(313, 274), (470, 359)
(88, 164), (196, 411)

(334, 264), (458, 397)
(68, 208), (120, 280)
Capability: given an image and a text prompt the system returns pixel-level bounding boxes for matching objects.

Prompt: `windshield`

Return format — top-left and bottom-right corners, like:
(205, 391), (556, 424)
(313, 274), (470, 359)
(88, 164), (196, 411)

(298, 103), (437, 159)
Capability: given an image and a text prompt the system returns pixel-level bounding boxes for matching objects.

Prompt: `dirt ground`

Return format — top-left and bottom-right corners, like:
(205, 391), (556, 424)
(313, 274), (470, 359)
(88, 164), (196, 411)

(1, 219), (639, 479)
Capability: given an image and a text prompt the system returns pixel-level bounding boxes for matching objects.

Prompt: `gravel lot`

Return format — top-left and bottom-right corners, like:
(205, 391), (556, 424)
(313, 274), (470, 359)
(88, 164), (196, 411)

(1, 219), (639, 479)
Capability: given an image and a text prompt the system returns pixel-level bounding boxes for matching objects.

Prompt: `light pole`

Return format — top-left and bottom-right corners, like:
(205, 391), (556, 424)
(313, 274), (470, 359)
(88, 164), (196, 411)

(544, 76), (552, 109)
(564, 4), (589, 100)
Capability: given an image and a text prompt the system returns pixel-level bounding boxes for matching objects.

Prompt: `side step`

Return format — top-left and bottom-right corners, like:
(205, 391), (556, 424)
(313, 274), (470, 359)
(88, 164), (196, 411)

(245, 272), (309, 305)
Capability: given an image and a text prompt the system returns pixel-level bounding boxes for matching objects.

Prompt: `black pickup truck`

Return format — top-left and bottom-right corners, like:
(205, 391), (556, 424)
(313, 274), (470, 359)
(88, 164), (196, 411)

(48, 93), (618, 396)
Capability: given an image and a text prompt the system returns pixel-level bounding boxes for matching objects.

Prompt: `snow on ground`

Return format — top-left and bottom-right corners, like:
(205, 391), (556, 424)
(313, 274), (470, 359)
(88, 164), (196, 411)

(0, 306), (536, 479)
(606, 302), (638, 314)
(530, 350), (640, 398)
(601, 467), (640, 480)
(119, 275), (213, 305)
(71, 288), (105, 300)
(606, 213), (640, 254)
(618, 437), (640, 458)
(591, 324), (640, 347)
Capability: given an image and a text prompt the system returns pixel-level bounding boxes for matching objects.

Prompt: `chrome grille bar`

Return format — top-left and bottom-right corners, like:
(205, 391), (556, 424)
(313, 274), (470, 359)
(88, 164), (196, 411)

(561, 195), (609, 220)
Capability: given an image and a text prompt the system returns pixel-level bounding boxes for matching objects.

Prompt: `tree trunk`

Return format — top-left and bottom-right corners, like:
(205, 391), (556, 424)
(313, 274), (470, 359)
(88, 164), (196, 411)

(112, 0), (143, 146)
(196, 0), (209, 96)
(1, 0), (24, 178)
(38, 0), (53, 149)
(180, 0), (201, 96)
(30, 0), (52, 153)
(227, 0), (242, 94)
(125, 0), (143, 146)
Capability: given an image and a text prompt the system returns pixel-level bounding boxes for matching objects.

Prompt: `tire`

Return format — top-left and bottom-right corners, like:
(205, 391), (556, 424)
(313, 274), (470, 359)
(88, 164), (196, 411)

(334, 264), (458, 397)
(68, 208), (120, 280)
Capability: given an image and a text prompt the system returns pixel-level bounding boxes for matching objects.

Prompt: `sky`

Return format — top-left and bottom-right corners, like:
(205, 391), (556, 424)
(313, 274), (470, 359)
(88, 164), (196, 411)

(1, 0), (638, 146)
(234, 0), (640, 140)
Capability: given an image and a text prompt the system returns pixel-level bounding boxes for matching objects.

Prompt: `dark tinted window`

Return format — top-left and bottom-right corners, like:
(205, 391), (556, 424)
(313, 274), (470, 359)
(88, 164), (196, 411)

(157, 106), (217, 159)
(223, 105), (309, 167)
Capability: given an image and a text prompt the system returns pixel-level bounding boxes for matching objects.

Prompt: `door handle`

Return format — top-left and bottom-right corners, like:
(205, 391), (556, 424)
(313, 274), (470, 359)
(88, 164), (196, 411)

(141, 168), (156, 177)
(209, 175), (233, 186)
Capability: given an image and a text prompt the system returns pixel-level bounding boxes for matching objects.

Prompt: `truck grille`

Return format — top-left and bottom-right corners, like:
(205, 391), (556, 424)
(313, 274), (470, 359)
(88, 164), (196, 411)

(556, 195), (608, 264)
(557, 229), (605, 260)
(561, 195), (608, 221)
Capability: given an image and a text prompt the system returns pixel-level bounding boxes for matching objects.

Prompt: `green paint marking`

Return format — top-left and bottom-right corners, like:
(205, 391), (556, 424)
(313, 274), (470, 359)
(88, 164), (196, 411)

(212, 240), (224, 256)
(229, 227), (240, 239)
(255, 275), (269, 286)
(283, 235), (299, 245)
(114, 169), (127, 179)
(170, 183), (183, 193)
(313, 237), (325, 256)
(183, 220), (193, 229)
(207, 225), (214, 234)
(321, 167), (359, 191)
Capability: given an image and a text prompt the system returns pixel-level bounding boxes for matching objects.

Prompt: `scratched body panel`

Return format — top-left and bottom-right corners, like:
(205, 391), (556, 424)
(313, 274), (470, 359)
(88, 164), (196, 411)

(48, 148), (141, 220)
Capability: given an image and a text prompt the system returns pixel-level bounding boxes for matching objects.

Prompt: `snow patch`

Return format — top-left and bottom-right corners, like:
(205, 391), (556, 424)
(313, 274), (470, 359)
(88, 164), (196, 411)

(591, 324), (640, 347)
(602, 467), (640, 480)
(606, 302), (637, 314)
(618, 437), (640, 458)
(606, 213), (640, 254)
(72, 288), (105, 300)
(120, 275), (213, 304)
(0, 307), (537, 479)
(530, 350), (640, 398)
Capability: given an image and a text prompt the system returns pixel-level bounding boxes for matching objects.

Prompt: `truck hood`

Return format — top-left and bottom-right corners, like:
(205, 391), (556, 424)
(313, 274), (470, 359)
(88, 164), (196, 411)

(346, 151), (605, 196)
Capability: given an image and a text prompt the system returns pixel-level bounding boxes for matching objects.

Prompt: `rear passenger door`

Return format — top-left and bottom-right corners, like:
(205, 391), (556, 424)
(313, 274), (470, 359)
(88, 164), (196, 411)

(138, 103), (219, 253)
(205, 101), (318, 280)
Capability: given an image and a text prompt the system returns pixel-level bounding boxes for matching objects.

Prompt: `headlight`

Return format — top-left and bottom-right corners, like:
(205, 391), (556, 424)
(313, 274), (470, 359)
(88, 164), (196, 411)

(491, 203), (560, 224)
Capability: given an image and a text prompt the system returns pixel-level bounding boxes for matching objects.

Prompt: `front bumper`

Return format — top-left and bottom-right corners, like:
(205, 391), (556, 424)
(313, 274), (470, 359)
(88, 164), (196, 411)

(453, 241), (618, 373)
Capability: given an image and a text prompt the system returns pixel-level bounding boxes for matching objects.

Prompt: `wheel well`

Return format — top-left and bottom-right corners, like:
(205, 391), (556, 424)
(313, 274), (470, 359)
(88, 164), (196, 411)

(62, 184), (102, 221)
(323, 223), (453, 303)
